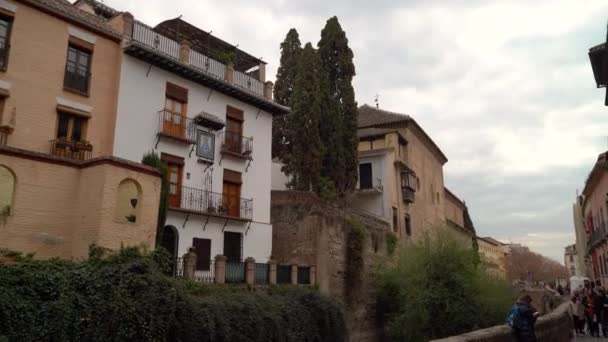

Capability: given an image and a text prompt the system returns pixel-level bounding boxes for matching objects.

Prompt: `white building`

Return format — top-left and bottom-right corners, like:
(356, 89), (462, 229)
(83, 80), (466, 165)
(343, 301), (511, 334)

(564, 244), (581, 277)
(108, 15), (288, 274)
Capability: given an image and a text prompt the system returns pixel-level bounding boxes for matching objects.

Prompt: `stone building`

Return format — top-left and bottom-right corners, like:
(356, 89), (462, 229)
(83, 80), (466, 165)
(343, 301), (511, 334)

(0, 0), (161, 259)
(477, 236), (507, 279)
(564, 244), (580, 277)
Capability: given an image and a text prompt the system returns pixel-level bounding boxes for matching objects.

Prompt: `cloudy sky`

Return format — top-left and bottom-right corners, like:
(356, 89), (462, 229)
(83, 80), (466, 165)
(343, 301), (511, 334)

(103, 0), (608, 262)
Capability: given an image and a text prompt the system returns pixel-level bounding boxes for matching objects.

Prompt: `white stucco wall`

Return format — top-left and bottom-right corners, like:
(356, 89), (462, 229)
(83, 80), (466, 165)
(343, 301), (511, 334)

(114, 55), (274, 261)
(271, 160), (290, 191)
(352, 154), (391, 224)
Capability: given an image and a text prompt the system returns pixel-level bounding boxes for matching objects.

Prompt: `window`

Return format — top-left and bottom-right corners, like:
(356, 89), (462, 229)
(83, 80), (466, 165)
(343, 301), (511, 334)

(161, 153), (184, 208)
(114, 179), (141, 223)
(64, 45), (92, 95)
(163, 96), (187, 138)
(192, 238), (211, 271)
(0, 15), (13, 71)
(225, 106), (244, 154)
(223, 169), (242, 218)
(405, 215), (412, 236)
(400, 172), (416, 191)
(51, 112), (90, 159)
(0, 165), (15, 216)
(223, 231), (242, 262)
(569, 255), (574, 263)
(392, 207), (398, 233)
(359, 163), (373, 189)
(196, 129), (215, 161)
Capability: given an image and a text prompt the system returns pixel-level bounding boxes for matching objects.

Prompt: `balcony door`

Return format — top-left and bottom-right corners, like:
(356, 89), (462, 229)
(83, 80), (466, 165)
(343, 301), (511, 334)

(164, 97), (186, 138)
(223, 232), (242, 262)
(162, 153), (184, 208)
(225, 106), (243, 154)
(222, 169), (241, 218)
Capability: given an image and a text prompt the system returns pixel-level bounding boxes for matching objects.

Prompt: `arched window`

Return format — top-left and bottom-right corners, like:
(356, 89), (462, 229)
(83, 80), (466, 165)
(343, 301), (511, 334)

(0, 165), (15, 219)
(115, 179), (142, 223)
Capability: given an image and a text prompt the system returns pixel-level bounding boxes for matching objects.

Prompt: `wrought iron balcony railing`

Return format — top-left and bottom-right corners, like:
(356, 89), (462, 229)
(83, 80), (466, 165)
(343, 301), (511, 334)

(168, 186), (253, 221)
(402, 187), (415, 204)
(357, 177), (382, 193)
(49, 139), (93, 160)
(0, 41), (10, 71)
(63, 67), (91, 95)
(157, 110), (197, 143)
(219, 131), (253, 159)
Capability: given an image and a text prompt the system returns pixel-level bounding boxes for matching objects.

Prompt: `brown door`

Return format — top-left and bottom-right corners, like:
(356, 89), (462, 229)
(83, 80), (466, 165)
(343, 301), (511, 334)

(225, 117), (242, 154)
(222, 181), (241, 218)
(163, 97), (186, 138)
(167, 163), (183, 208)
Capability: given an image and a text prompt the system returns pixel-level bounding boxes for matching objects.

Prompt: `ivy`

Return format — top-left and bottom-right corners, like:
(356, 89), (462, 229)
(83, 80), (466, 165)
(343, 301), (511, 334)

(385, 232), (398, 256)
(0, 247), (347, 342)
(345, 217), (366, 305)
(141, 151), (169, 247)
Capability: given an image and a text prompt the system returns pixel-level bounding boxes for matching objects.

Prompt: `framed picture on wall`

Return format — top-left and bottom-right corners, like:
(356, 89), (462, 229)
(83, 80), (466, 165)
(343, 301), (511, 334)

(196, 130), (215, 161)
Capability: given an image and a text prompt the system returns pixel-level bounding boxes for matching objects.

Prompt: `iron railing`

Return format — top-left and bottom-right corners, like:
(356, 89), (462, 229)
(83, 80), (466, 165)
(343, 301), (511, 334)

(219, 131), (253, 158)
(157, 110), (197, 143)
(129, 21), (266, 97)
(254, 263), (270, 284)
(226, 261), (245, 283)
(189, 49), (226, 80)
(132, 21), (180, 59)
(402, 188), (415, 204)
(169, 186), (253, 220)
(63, 67), (91, 95)
(0, 41), (9, 71)
(0, 128), (9, 146)
(297, 266), (311, 285)
(194, 260), (215, 283)
(358, 177), (382, 192)
(49, 139), (93, 160)
(234, 70), (264, 95)
(277, 265), (291, 284)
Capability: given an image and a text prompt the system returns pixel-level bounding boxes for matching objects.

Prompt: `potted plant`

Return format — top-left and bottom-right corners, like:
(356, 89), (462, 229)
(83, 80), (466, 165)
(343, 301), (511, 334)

(54, 136), (70, 149)
(74, 139), (93, 152)
(216, 50), (236, 65)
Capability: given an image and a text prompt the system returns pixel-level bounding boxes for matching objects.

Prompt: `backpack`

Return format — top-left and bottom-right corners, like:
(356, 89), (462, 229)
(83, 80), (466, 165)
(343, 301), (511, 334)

(506, 304), (521, 328)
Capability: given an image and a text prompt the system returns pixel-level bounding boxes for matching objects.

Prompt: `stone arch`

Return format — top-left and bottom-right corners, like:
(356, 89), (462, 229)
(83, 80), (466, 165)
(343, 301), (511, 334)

(114, 178), (142, 223)
(0, 164), (16, 217)
(160, 225), (179, 260)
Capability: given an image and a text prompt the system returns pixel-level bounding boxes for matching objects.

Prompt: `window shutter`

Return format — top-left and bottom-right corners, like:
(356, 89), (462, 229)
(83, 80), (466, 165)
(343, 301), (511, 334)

(166, 82), (188, 103)
(226, 106), (244, 121)
(223, 169), (242, 184)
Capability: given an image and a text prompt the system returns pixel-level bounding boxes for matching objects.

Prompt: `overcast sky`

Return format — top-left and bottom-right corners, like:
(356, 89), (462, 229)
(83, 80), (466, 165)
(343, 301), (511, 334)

(103, 0), (608, 262)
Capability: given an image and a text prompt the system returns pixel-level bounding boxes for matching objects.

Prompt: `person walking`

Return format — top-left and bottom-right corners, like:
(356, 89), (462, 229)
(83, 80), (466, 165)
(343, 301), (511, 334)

(569, 295), (585, 336)
(583, 291), (600, 337)
(507, 294), (539, 342)
(599, 289), (608, 337)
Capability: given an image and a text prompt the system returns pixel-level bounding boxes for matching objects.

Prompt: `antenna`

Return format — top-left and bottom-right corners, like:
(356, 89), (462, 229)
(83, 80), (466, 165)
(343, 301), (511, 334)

(374, 94), (380, 109)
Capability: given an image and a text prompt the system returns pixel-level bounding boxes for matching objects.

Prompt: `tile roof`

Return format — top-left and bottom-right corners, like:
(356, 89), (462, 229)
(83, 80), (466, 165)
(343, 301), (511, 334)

(18, 0), (121, 40)
(358, 104), (410, 128)
(73, 0), (118, 18)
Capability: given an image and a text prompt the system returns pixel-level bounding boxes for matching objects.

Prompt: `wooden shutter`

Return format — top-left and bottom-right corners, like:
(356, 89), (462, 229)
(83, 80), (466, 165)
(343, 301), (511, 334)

(226, 106), (244, 121)
(192, 238), (211, 271)
(166, 82), (188, 103)
(223, 169), (242, 184)
(161, 152), (184, 166)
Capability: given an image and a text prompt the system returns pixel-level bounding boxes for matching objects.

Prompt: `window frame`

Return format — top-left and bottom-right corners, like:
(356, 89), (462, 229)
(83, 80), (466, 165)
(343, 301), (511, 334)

(63, 44), (92, 96)
(55, 112), (88, 143)
(0, 13), (13, 72)
(358, 163), (373, 189)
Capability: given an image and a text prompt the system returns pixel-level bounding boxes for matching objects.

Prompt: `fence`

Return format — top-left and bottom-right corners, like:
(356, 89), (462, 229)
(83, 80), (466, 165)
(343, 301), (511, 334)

(49, 139), (93, 161)
(157, 110), (197, 143)
(189, 49), (226, 80)
(226, 261), (246, 283)
(170, 186), (253, 220)
(132, 21), (180, 59)
(254, 263), (270, 284)
(233, 70), (264, 96)
(218, 131), (253, 158)
(277, 265), (291, 284)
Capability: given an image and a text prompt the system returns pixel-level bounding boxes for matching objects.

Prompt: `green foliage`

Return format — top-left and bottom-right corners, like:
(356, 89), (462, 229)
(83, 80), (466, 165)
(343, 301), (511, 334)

(216, 50), (236, 64)
(282, 43), (323, 191)
(378, 229), (512, 341)
(273, 29), (301, 160)
(386, 233), (398, 256)
(345, 218), (367, 304)
(318, 16), (358, 195)
(0, 247), (347, 342)
(141, 151), (169, 246)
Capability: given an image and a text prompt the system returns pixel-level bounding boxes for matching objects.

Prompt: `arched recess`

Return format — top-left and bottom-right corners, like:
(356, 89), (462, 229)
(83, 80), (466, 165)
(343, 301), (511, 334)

(160, 225), (179, 265)
(114, 179), (142, 223)
(0, 165), (16, 218)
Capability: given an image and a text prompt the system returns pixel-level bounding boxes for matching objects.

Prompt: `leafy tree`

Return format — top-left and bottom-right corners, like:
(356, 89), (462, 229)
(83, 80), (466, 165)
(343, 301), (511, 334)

(505, 245), (568, 282)
(379, 227), (512, 341)
(318, 16), (358, 194)
(272, 29), (301, 160)
(142, 151), (169, 246)
(282, 43), (323, 191)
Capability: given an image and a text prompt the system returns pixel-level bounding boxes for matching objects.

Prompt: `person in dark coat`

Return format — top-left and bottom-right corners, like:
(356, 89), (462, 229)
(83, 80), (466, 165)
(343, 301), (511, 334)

(511, 295), (539, 342)
(583, 291), (600, 337)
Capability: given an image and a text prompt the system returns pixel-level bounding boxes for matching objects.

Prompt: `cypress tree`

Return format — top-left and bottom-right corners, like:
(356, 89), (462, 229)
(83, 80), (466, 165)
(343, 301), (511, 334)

(318, 16), (358, 194)
(272, 29), (301, 160)
(282, 43), (323, 192)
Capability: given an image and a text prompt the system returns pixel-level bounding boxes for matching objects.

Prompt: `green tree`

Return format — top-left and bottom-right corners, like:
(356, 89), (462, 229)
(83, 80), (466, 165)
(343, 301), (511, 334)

(272, 29), (301, 160)
(142, 151), (168, 246)
(282, 43), (323, 191)
(378, 227), (512, 341)
(318, 16), (358, 194)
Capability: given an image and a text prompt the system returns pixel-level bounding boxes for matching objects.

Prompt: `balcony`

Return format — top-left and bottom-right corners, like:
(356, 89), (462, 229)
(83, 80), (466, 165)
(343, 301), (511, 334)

(157, 110), (197, 144)
(63, 67), (91, 96)
(219, 131), (253, 160)
(402, 187), (415, 204)
(0, 125), (11, 145)
(357, 177), (383, 194)
(49, 139), (93, 160)
(169, 186), (252, 221)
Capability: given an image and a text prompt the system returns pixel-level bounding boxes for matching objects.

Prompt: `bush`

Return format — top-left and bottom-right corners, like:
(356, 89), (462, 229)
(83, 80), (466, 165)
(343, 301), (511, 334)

(378, 228), (512, 341)
(0, 247), (346, 342)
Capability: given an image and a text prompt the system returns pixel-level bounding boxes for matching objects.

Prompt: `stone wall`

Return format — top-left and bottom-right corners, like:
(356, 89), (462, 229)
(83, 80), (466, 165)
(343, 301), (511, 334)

(271, 190), (391, 342)
(431, 296), (572, 342)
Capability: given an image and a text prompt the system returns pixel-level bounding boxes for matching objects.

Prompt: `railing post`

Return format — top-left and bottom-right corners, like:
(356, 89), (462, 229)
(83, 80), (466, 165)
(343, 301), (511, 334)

(179, 40), (191, 64)
(245, 257), (256, 285)
(214, 254), (226, 284)
(183, 248), (197, 280)
(291, 264), (298, 285)
(258, 62), (266, 83)
(264, 81), (273, 100)
(225, 62), (234, 83)
(309, 265), (316, 286)
(269, 259), (277, 285)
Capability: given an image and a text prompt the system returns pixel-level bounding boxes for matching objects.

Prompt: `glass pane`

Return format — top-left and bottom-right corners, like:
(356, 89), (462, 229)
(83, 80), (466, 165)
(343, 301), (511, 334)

(56, 113), (69, 138)
(67, 47), (77, 63)
(72, 117), (83, 141)
(174, 102), (182, 114)
(164, 98), (173, 111)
